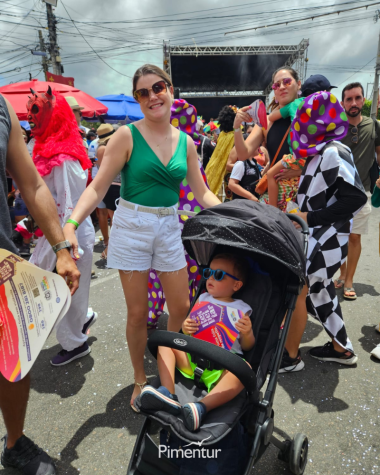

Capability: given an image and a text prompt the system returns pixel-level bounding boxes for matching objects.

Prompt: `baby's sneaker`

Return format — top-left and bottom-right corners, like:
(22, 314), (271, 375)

(140, 386), (181, 416)
(182, 402), (207, 431)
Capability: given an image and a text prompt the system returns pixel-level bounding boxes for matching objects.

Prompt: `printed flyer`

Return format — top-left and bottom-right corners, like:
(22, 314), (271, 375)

(0, 250), (71, 381)
(189, 301), (244, 350)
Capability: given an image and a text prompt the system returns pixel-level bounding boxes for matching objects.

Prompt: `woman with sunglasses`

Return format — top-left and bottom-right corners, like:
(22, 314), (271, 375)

(232, 67), (310, 373)
(63, 64), (220, 408)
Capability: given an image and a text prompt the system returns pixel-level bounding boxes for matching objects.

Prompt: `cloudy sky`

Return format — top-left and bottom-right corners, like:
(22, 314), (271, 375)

(0, 0), (379, 103)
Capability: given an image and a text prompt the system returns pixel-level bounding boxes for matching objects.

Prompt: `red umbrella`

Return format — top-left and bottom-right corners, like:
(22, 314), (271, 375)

(0, 79), (108, 120)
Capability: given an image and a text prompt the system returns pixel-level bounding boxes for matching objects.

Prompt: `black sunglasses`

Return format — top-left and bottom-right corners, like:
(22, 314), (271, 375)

(133, 80), (169, 102)
(351, 126), (358, 144)
(203, 268), (240, 282)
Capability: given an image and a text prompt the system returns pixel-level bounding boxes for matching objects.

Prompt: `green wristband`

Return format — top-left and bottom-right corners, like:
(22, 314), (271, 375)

(67, 218), (79, 229)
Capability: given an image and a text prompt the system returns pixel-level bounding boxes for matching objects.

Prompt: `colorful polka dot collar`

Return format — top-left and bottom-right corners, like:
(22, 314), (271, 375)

(170, 99), (200, 146)
(290, 91), (348, 160)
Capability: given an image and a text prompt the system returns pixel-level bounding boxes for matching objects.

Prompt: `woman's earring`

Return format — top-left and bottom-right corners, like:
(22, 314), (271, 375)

(275, 99), (279, 104)
(297, 90), (302, 96)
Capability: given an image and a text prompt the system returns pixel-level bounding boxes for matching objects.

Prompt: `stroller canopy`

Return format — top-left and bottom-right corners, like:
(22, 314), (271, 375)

(182, 200), (306, 281)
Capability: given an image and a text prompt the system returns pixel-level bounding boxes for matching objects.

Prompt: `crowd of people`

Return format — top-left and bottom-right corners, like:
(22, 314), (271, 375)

(1, 63), (380, 474)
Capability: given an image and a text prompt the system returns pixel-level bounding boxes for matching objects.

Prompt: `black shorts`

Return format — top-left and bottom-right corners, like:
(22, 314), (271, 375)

(103, 184), (121, 211)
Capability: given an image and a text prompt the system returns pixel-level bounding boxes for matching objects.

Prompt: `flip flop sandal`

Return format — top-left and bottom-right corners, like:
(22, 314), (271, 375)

(343, 287), (357, 300)
(130, 381), (147, 413)
(334, 278), (345, 289)
(101, 246), (108, 260)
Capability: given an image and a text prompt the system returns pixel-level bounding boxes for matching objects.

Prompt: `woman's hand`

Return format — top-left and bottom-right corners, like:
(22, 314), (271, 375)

(376, 177), (380, 189)
(63, 223), (80, 259)
(233, 106), (252, 129)
(55, 249), (81, 295)
(248, 194), (259, 202)
(182, 317), (199, 335)
(292, 212), (308, 229)
(235, 315), (252, 335)
(274, 168), (302, 182)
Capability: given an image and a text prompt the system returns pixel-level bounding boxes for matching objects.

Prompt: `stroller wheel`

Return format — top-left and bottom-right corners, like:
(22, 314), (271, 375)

(289, 433), (308, 475)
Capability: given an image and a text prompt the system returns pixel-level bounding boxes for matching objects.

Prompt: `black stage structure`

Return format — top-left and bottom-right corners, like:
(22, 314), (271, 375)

(163, 41), (309, 121)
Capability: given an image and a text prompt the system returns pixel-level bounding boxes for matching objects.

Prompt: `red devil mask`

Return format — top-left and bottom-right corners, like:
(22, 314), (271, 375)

(26, 86), (56, 136)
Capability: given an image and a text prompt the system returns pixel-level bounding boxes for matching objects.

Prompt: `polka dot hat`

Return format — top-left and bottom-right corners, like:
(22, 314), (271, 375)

(170, 99), (200, 146)
(291, 91), (349, 160)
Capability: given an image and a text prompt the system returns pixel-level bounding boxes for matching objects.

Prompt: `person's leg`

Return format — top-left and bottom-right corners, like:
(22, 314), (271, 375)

(200, 370), (244, 412)
(97, 207), (109, 244)
(108, 209), (114, 228)
(119, 269), (150, 404)
(159, 267), (190, 332)
(285, 284), (308, 359)
(344, 233), (361, 291)
(55, 244), (93, 352)
(157, 347), (192, 394)
(0, 373), (29, 448)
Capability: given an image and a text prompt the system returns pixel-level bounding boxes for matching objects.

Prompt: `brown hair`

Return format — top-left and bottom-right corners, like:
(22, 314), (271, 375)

(132, 64), (173, 94)
(342, 82), (364, 101)
(212, 253), (249, 285)
(268, 67), (300, 112)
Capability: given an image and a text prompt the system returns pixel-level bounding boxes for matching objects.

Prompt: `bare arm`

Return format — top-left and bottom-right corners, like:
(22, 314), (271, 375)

(186, 136), (221, 208)
(5, 97), (80, 294)
(68, 127), (129, 224)
(226, 147), (238, 172)
(233, 105), (265, 161)
(228, 178), (258, 201)
(267, 109), (282, 123)
(96, 144), (105, 167)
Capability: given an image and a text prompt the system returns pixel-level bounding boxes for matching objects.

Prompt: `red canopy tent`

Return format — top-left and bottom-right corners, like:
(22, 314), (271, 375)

(0, 79), (107, 120)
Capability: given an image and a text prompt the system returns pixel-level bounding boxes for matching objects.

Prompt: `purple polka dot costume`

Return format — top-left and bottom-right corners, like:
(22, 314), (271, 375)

(147, 100), (206, 327)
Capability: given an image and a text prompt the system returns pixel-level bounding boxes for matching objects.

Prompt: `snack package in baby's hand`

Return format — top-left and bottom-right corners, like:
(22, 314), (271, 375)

(190, 301), (244, 350)
(247, 100), (268, 130)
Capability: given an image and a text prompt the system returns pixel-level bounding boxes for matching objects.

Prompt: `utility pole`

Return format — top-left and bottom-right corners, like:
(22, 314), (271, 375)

(371, 11), (380, 119)
(45, 1), (63, 75)
(38, 30), (49, 79)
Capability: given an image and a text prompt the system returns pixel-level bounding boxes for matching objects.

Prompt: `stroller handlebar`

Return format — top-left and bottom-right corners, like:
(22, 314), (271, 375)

(148, 331), (257, 393)
(285, 213), (309, 255)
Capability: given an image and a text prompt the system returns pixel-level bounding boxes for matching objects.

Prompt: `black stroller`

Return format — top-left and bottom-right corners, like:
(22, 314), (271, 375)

(129, 200), (309, 475)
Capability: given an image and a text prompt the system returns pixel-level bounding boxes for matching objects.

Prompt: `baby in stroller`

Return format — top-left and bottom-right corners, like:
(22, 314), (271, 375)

(139, 253), (255, 431)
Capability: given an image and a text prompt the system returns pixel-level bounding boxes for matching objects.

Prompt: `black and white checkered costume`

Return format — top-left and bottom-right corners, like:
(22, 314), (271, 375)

(297, 141), (366, 352)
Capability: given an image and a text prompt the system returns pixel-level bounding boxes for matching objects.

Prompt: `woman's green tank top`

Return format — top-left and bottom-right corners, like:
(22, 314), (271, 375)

(120, 124), (188, 207)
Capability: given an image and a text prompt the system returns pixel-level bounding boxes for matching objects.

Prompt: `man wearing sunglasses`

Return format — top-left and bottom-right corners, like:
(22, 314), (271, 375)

(335, 82), (380, 300)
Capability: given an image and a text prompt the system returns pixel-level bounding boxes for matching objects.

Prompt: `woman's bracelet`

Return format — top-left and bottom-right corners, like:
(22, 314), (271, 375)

(66, 218), (79, 229)
(234, 128), (242, 133)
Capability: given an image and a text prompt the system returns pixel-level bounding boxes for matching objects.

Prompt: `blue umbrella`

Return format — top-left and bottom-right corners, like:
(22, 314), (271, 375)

(20, 120), (30, 131)
(95, 94), (144, 123)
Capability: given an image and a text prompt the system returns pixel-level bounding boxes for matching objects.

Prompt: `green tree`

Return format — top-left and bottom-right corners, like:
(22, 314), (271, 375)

(361, 99), (380, 119)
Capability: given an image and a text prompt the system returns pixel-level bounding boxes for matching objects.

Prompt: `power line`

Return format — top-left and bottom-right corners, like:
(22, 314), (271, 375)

(60, 0), (132, 78)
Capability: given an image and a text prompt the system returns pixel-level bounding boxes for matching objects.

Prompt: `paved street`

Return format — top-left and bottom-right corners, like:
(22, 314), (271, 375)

(1, 208), (380, 475)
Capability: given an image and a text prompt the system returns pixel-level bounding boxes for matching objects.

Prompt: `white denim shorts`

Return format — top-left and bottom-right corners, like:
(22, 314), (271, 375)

(107, 199), (187, 272)
(352, 193), (371, 235)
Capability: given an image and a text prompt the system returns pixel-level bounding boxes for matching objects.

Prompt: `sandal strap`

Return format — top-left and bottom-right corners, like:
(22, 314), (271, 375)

(344, 287), (355, 293)
(135, 381), (147, 389)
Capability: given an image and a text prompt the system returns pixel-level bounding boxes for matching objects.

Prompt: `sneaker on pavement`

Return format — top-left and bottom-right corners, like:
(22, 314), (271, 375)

(308, 342), (358, 365)
(82, 311), (98, 334)
(1, 434), (56, 475)
(50, 342), (91, 366)
(18, 243), (31, 257)
(140, 386), (181, 416)
(370, 344), (380, 360)
(279, 349), (305, 373)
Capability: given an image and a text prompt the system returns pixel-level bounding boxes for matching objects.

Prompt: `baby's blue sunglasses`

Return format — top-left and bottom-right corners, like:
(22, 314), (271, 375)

(203, 268), (240, 282)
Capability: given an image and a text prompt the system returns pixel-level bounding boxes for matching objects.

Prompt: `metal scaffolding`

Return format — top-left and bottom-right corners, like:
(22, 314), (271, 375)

(163, 39), (309, 102)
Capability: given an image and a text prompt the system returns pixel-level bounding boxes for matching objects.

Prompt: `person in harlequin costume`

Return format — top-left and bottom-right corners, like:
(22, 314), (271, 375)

(147, 99), (207, 327)
(27, 87), (97, 366)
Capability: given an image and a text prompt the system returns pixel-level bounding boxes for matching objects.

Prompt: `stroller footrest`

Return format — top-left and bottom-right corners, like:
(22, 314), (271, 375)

(135, 434), (179, 475)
